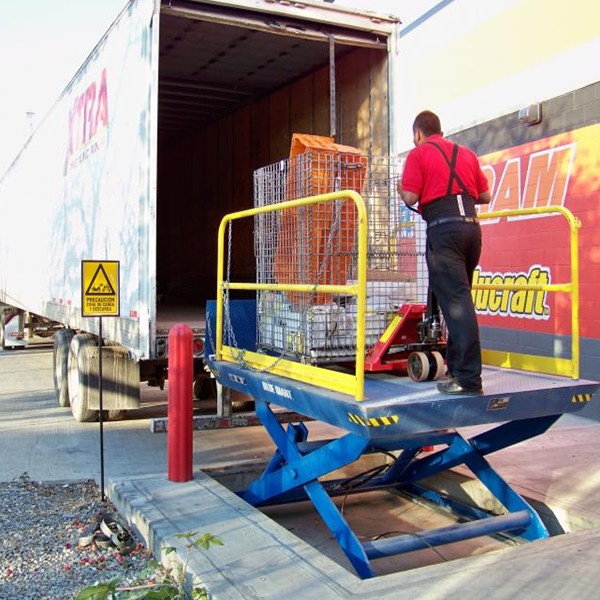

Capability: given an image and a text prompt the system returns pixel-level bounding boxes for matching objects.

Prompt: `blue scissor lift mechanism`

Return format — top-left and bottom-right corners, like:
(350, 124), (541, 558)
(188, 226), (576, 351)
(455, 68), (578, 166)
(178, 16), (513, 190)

(205, 182), (600, 578)
(205, 300), (598, 579)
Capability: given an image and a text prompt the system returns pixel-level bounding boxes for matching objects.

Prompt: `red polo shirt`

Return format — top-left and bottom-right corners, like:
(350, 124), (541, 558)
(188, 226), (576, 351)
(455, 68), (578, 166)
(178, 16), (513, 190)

(402, 134), (489, 208)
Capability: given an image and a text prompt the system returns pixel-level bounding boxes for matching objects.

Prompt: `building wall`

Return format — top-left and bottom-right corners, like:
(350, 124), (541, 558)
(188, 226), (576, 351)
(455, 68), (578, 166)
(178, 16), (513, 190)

(392, 0), (600, 151)
(393, 1), (600, 416)
(464, 83), (600, 417)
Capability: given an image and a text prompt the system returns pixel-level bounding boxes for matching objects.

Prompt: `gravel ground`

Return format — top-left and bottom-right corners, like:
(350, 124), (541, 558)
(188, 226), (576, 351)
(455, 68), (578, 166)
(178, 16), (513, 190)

(0, 476), (165, 599)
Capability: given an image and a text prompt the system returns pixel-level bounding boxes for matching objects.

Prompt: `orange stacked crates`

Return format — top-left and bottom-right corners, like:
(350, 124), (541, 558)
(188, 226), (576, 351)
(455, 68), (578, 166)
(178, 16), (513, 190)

(272, 133), (368, 305)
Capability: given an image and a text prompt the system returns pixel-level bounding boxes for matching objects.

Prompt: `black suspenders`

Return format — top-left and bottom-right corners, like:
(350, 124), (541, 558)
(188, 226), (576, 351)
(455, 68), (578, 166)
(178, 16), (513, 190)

(426, 141), (470, 197)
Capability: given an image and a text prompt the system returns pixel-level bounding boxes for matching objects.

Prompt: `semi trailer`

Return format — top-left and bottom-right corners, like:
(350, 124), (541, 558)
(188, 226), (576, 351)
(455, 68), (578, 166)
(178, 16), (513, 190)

(0, 0), (398, 421)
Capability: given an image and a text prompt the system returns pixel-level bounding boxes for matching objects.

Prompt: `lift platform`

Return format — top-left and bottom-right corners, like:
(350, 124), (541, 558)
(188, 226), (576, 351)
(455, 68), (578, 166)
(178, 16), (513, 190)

(206, 160), (597, 578)
(205, 304), (598, 579)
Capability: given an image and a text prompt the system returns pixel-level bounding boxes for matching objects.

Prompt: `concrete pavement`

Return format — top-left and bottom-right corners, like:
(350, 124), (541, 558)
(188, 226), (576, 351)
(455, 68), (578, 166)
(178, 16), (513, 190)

(3, 345), (600, 598)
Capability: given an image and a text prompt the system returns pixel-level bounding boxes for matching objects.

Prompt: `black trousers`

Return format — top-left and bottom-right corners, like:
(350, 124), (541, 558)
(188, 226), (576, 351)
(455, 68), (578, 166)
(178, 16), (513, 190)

(426, 222), (482, 390)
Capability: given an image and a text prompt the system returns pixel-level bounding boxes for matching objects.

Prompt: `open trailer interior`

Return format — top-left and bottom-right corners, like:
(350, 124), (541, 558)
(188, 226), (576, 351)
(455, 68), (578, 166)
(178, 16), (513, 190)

(155, 2), (395, 312)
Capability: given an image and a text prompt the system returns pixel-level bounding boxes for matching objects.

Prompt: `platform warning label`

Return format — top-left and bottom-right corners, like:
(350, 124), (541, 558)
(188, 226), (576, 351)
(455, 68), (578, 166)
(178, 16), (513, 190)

(81, 260), (120, 317)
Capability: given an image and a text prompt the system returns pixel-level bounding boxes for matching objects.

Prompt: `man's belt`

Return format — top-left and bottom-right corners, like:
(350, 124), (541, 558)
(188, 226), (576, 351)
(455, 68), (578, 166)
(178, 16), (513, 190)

(427, 216), (479, 229)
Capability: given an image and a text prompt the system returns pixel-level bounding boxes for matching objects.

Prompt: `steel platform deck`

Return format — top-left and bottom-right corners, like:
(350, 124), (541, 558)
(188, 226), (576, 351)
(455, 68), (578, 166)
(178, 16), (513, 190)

(210, 359), (596, 437)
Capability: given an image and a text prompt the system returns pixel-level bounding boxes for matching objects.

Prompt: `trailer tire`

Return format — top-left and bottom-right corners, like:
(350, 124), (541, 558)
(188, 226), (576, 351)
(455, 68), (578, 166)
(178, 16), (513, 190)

(104, 410), (125, 421)
(68, 333), (99, 423)
(53, 329), (76, 407)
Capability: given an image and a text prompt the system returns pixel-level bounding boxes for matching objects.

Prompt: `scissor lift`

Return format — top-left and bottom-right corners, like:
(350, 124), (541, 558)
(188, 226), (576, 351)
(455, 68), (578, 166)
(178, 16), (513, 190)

(205, 301), (598, 579)
(206, 144), (597, 578)
(207, 347), (598, 579)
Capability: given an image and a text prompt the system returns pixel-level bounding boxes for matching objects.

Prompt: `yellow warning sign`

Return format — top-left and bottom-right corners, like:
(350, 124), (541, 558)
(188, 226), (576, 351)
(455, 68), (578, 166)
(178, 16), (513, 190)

(81, 260), (120, 317)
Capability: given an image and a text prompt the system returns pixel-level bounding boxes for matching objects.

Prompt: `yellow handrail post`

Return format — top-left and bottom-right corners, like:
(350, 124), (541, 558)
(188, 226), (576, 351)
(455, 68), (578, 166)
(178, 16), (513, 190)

(215, 216), (229, 362)
(569, 212), (581, 379)
(214, 190), (368, 400)
(354, 195), (368, 401)
(476, 206), (581, 379)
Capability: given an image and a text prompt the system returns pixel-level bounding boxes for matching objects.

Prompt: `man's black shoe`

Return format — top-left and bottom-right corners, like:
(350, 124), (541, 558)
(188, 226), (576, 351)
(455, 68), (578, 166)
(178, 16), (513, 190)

(436, 379), (483, 395)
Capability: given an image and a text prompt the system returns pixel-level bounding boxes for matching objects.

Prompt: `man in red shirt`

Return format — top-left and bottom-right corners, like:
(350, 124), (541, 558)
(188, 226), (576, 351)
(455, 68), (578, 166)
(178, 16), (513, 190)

(399, 110), (490, 395)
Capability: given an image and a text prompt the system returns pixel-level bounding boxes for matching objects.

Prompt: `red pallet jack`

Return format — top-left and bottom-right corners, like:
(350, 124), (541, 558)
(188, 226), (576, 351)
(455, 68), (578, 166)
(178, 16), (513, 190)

(364, 293), (447, 382)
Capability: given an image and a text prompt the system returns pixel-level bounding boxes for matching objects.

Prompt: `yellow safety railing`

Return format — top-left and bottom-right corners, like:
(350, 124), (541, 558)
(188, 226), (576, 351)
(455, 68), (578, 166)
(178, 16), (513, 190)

(215, 190), (369, 400)
(476, 206), (581, 379)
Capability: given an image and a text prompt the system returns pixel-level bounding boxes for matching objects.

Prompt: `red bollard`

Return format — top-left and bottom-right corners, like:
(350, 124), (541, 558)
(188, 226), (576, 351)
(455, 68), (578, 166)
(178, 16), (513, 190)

(168, 324), (193, 482)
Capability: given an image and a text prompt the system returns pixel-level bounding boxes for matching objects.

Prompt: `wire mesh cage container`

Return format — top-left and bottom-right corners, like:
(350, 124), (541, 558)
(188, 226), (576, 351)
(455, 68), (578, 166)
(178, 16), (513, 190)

(252, 135), (428, 364)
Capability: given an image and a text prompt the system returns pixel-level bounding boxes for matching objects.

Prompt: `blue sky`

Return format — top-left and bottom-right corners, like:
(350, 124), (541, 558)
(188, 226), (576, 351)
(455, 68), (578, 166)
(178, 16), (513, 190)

(0, 0), (126, 173)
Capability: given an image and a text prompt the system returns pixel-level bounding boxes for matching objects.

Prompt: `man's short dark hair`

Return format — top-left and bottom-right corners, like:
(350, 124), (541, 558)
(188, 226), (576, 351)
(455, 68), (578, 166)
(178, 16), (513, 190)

(413, 111), (442, 137)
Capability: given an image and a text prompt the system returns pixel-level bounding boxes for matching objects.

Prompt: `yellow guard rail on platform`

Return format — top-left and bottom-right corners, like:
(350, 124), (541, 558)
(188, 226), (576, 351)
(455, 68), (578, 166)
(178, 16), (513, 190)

(476, 206), (581, 379)
(215, 200), (581, 399)
(215, 190), (369, 401)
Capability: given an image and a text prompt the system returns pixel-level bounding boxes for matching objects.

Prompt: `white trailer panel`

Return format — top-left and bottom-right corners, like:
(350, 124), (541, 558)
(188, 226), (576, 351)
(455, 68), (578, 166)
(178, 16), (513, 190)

(0, 0), (157, 359)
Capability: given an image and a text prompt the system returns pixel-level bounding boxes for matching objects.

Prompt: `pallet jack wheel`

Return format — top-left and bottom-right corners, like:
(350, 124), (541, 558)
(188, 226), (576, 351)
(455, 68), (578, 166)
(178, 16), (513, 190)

(430, 350), (446, 380)
(407, 351), (430, 382)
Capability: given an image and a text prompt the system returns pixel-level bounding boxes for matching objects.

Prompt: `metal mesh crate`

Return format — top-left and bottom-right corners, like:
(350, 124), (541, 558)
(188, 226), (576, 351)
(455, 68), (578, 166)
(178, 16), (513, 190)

(253, 137), (427, 363)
